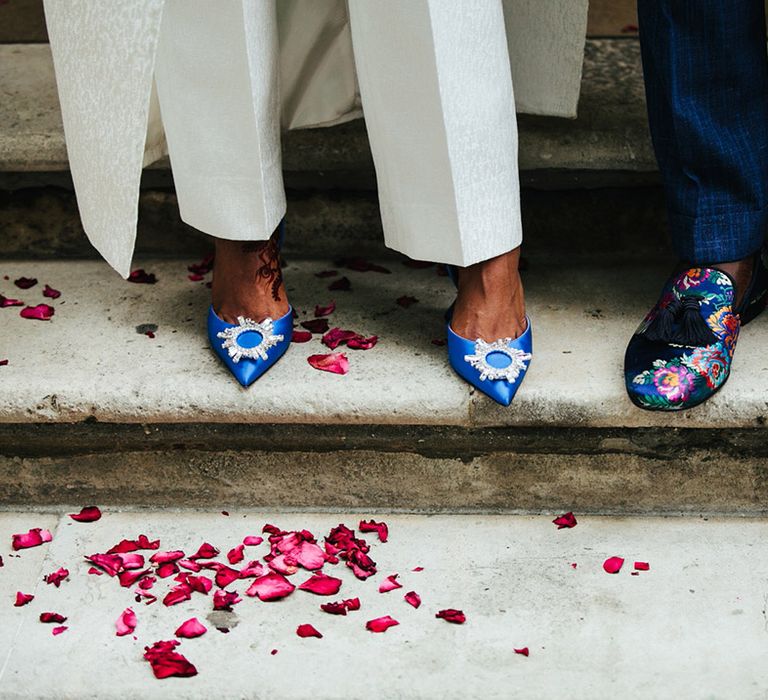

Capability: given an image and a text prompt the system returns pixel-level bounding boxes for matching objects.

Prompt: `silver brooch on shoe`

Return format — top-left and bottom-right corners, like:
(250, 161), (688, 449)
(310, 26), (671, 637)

(217, 316), (284, 363)
(464, 338), (532, 383)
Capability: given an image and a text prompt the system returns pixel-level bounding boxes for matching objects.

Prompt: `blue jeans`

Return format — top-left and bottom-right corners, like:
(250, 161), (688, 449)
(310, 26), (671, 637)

(638, 0), (768, 262)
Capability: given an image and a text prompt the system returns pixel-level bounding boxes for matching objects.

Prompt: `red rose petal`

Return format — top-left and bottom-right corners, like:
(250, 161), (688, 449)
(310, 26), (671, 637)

(308, 352), (349, 375)
(40, 612), (67, 623)
(603, 556), (624, 574)
(359, 519), (388, 543)
(213, 590), (242, 611)
(227, 544), (245, 565)
(246, 572), (296, 601)
(315, 270), (338, 278)
(328, 276), (351, 291)
(175, 618), (207, 639)
(150, 550), (185, 565)
(156, 562), (179, 578)
(14, 277), (37, 289)
(0, 294), (24, 307)
(44, 567), (69, 587)
(185, 574), (213, 594)
(634, 561), (650, 571)
(320, 602), (347, 615)
(298, 573), (343, 596)
(396, 295), (419, 308)
(238, 561), (265, 579)
(514, 647), (529, 657)
(552, 512), (578, 529)
(116, 607), (137, 636)
(366, 616), (399, 633)
(291, 330), (313, 343)
(301, 318), (330, 334)
(12, 528), (53, 551)
(143, 640), (198, 679)
(188, 273), (204, 282)
(214, 566), (240, 589)
(436, 609), (466, 624)
(188, 254), (214, 276)
(379, 574), (402, 593)
(296, 624), (323, 639)
(346, 334), (378, 350)
(118, 553), (146, 570)
(138, 576), (156, 590)
(107, 535), (160, 553)
(128, 269), (157, 284)
(243, 536), (263, 546)
(163, 584), (192, 607)
(177, 559), (201, 572)
(0, 360), (7, 366)
(321, 327), (359, 349)
(42, 284), (61, 299)
(404, 591), (421, 608)
(343, 597), (361, 611)
(87, 567), (103, 576)
(20, 304), (54, 321)
(14, 592), (34, 607)
(189, 542), (219, 560)
(412, 567), (424, 572)
(68, 506), (102, 522)
(314, 301), (336, 317)
(52, 626), (68, 636)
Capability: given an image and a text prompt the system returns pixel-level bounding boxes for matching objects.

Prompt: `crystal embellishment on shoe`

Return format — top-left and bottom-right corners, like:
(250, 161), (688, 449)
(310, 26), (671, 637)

(464, 338), (532, 383)
(217, 316), (284, 363)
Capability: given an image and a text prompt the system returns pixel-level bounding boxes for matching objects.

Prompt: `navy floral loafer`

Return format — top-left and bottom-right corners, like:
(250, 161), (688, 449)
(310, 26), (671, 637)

(625, 248), (768, 411)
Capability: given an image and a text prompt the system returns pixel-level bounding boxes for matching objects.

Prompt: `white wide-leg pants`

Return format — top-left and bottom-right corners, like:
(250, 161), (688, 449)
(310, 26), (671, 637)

(154, 0), (522, 267)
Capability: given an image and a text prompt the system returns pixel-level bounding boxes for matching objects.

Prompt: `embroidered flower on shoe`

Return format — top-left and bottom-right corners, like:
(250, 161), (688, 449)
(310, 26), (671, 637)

(652, 363), (695, 403)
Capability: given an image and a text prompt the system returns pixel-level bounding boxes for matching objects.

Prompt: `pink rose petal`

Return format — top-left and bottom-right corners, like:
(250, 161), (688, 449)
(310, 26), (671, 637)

(20, 304), (54, 321)
(156, 562), (179, 578)
(321, 327), (359, 349)
(603, 556), (624, 574)
(343, 597), (361, 611)
(12, 528), (53, 551)
(514, 647), (529, 657)
(42, 284), (61, 299)
(404, 591), (421, 609)
(52, 626), (68, 636)
(175, 618), (207, 639)
(320, 602), (348, 615)
(634, 561), (650, 571)
(346, 334), (378, 350)
(138, 577), (156, 590)
(150, 550), (185, 565)
(116, 607), (137, 636)
(189, 542), (219, 560)
(246, 572), (296, 601)
(143, 640), (198, 679)
(163, 584), (192, 607)
(298, 573), (343, 596)
(119, 566), (150, 587)
(128, 269), (157, 284)
(366, 616), (399, 633)
(314, 301), (336, 317)
(40, 612), (67, 623)
(292, 330), (312, 343)
(14, 592), (34, 607)
(44, 567), (69, 587)
(68, 506), (102, 522)
(14, 277), (37, 289)
(243, 536), (263, 547)
(0, 294), (24, 307)
(308, 352), (349, 375)
(107, 535), (159, 553)
(213, 590), (242, 611)
(227, 545), (245, 565)
(214, 566), (240, 589)
(238, 561), (265, 579)
(178, 559), (201, 572)
(379, 574), (402, 593)
(359, 519), (388, 543)
(436, 609), (466, 624)
(296, 624), (323, 639)
(552, 512), (578, 529)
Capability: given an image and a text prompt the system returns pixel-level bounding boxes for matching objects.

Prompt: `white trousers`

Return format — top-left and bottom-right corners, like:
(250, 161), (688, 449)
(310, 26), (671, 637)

(154, 0), (522, 266)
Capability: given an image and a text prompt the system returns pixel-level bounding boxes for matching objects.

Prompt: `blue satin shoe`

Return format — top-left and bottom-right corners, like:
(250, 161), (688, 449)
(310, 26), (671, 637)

(208, 305), (293, 387)
(444, 264), (533, 406)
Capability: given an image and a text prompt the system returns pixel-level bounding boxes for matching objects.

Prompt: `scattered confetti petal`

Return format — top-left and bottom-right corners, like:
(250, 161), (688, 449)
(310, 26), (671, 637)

(379, 574), (402, 593)
(436, 609), (466, 624)
(175, 618), (207, 639)
(20, 304), (54, 321)
(552, 512), (577, 529)
(14, 592), (34, 607)
(404, 591), (421, 608)
(359, 520), (388, 543)
(603, 556), (624, 574)
(69, 506), (102, 523)
(116, 608), (137, 636)
(307, 353), (349, 375)
(298, 573), (343, 596)
(42, 284), (61, 299)
(14, 277), (37, 289)
(366, 616), (399, 633)
(128, 269), (157, 284)
(12, 528), (53, 550)
(143, 640), (198, 679)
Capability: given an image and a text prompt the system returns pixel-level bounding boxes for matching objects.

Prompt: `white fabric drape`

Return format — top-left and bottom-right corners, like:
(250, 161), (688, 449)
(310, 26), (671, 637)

(43, 0), (589, 276)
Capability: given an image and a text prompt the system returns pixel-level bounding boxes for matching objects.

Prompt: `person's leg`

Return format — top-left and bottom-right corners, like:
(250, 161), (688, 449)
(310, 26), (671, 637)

(638, 0), (768, 301)
(153, 0), (288, 324)
(347, 0), (526, 341)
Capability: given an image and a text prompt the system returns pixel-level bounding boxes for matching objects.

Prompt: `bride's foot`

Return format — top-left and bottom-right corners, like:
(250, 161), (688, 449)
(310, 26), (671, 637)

(211, 227), (290, 323)
(450, 247), (527, 340)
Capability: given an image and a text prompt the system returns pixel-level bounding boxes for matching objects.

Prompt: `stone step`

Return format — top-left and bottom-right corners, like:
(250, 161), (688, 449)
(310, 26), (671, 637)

(0, 39), (656, 189)
(1, 255), (767, 514)
(0, 508), (763, 698)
